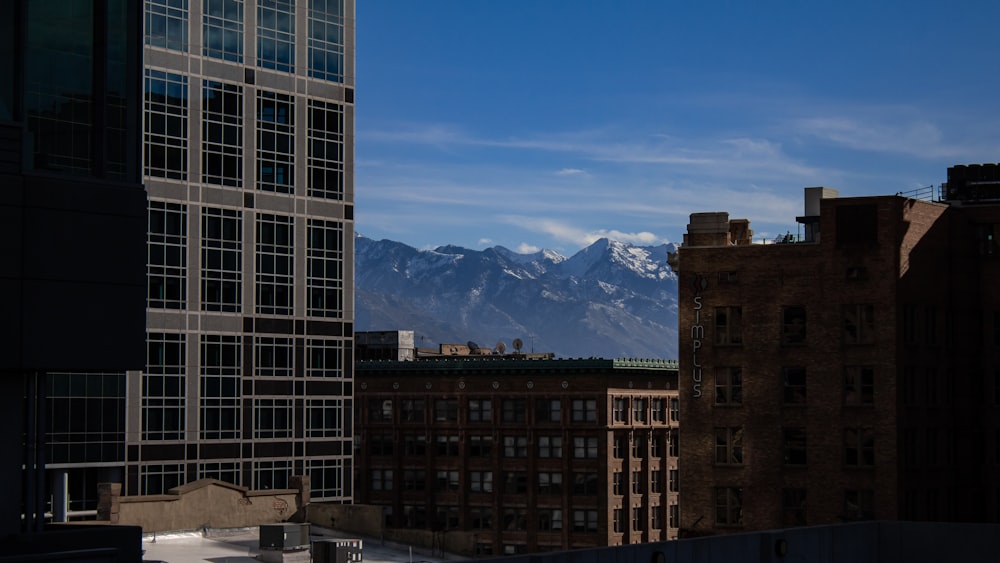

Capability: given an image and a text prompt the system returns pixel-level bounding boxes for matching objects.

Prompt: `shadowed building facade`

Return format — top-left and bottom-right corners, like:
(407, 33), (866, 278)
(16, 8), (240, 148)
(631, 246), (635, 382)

(669, 170), (1000, 537)
(355, 356), (680, 556)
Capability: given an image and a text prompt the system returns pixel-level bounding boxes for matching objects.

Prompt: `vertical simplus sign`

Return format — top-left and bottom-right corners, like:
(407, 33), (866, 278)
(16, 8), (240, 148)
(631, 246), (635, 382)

(690, 274), (709, 398)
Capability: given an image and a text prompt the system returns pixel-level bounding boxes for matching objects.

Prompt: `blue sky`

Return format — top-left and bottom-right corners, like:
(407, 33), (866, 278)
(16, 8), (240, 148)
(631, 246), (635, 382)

(355, 1), (1000, 255)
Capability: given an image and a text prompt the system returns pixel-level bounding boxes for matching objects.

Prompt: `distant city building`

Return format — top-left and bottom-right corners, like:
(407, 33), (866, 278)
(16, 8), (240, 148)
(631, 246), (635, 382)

(1, 0), (146, 557)
(669, 167), (1000, 536)
(354, 351), (680, 556)
(132, 0), (356, 505)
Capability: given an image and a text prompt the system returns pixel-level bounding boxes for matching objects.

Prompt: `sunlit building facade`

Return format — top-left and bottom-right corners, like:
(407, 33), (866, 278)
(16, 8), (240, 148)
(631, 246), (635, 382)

(134, 0), (356, 502)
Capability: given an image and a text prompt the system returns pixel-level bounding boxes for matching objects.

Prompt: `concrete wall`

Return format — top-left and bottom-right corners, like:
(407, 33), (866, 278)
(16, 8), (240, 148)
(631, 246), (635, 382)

(305, 503), (478, 556)
(98, 479), (306, 533)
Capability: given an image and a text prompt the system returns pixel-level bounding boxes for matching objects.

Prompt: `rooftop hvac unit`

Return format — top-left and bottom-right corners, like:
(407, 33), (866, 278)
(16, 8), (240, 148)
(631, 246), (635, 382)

(259, 523), (311, 551)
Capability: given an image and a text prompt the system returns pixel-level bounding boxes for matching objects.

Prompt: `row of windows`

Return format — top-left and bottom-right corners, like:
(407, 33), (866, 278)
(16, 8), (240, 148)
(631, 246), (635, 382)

(612, 429), (680, 458)
(144, 73), (346, 198)
(612, 504), (678, 533)
(612, 468), (680, 495)
(369, 398), (601, 425)
(713, 487), (873, 527)
(145, 0), (346, 83)
(707, 304), (877, 346)
(390, 506), (600, 535)
(367, 431), (636, 461)
(137, 457), (349, 499)
(148, 202), (345, 315)
(146, 332), (347, 441)
(612, 397), (679, 423)
(712, 426), (875, 468)
(712, 365), (875, 407)
(375, 469), (602, 499)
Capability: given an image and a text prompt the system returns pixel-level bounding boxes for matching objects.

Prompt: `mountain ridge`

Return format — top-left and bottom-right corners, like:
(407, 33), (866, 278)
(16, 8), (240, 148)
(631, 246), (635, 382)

(354, 234), (680, 359)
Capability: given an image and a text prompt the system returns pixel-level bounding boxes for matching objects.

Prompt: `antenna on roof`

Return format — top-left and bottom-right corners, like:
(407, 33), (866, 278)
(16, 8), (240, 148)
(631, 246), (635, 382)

(495, 341), (506, 355)
(512, 338), (523, 353)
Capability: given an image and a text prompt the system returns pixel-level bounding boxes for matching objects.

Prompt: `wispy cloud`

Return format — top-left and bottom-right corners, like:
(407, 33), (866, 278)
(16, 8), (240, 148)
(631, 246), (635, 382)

(517, 243), (540, 253)
(556, 168), (586, 176)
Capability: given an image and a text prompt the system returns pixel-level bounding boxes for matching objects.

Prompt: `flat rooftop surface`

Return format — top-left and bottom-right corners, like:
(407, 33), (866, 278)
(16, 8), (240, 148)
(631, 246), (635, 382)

(141, 526), (459, 563)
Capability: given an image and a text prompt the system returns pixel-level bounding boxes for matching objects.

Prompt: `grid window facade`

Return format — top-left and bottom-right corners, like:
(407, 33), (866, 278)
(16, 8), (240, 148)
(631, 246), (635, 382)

(504, 436), (528, 458)
(434, 399), (458, 422)
(782, 306), (807, 345)
(257, 90), (294, 193)
(502, 398), (527, 422)
(144, 69), (188, 179)
(144, 333), (186, 441)
(47, 373), (126, 465)
(539, 509), (562, 531)
(307, 0), (345, 82)
(306, 338), (345, 378)
(370, 469), (392, 491)
(200, 334), (241, 440)
(199, 461), (241, 485)
(307, 99), (345, 199)
(148, 201), (187, 309)
(201, 207), (242, 312)
(258, 0), (294, 72)
(572, 510), (598, 532)
(254, 398), (292, 439)
(253, 459), (290, 490)
(306, 398), (345, 438)
(783, 427), (807, 465)
(536, 398), (561, 422)
(256, 214), (294, 315)
(538, 472), (562, 495)
(203, 0), (244, 62)
(139, 463), (185, 495)
(783, 488), (807, 526)
(307, 219), (344, 317)
(435, 435), (459, 456)
(845, 489), (875, 520)
(255, 336), (293, 377)
(651, 398), (665, 422)
(469, 471), (493, 493)
(202, 80), (243, 186)
(783, 367), (807, 404)
(146, 0), (189, 51)
(308, 458), (350, 500)
(633, 398), (647, 422)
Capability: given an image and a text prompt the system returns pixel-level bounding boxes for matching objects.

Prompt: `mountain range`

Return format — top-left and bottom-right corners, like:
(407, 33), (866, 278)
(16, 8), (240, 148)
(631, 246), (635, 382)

(354, 235), (680, 360)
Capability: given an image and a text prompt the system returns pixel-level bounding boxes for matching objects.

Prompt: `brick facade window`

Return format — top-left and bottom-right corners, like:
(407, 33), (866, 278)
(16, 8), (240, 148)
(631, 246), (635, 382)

(782, 367), (807, 405)
(714, 427), (744, 465)
(844, 489), (874, 520)
(714, 306), (743, 345)
(467, 398), (492, 423)
(782, 306), (806, 345)
(715, 487), (743, 526)
(783, 427), (807, 465)
(844, 366), (875, 405)
(844, 428), (875, 467)
(613, 397), (627, 422)
(843, 304), (875, 344)
(782, 488), (807, 526)
(651, 398), (665, 422)
(715, 367), (743, 405)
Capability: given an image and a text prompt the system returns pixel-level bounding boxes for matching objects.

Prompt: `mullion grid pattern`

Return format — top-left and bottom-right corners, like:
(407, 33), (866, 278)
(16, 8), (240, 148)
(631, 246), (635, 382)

(254, 336), (293, 377)
(139, 463), (185, 495)
(146, 0), (188, 51)
(202, 80), (243, 187)
(201, 207), (242, 312)
(199, 334), (241, 440)
(306, 457), (349, 500)
(144, 69), (188, 180)
(307, 0), (345, 82)
(253, 459), (291, 490)
(254, 398), (293, 439)
(307, 219), (344, 317)
(46, 373), (126, 466)
(306, 338), (344, 378)
(307, 99), (344, 199)
(306, 398), (344, 438)
(256, 90), (295, 193)
(203, 0), (244, 62)
(257, 0), (295, 72)
(199, 461), (241, 485)
(144, 333), (186, 440)
(147, 201), (187, 309)
(255, 214), (294, 315)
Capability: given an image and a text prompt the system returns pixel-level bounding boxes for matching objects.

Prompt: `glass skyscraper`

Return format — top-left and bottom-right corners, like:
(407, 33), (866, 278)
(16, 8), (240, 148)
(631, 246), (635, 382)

(135, 0), (355, 503)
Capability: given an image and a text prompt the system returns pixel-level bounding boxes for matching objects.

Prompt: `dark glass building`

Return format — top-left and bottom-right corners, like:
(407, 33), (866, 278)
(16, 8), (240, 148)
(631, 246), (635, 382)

(0, 0), (146, 556)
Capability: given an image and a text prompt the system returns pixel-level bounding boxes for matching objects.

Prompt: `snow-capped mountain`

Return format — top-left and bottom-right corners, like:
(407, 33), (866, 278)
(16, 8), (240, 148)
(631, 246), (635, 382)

(354, 235), (679, 359)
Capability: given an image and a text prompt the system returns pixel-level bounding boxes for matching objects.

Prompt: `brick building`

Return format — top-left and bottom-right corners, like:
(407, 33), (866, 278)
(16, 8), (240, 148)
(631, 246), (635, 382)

(668, 165), (1000, 536)
(354, 354), (679, 556)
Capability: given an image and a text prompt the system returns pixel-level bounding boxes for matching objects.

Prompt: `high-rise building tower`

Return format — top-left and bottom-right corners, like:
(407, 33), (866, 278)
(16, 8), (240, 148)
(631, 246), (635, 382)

(134, 0), (355, 503)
